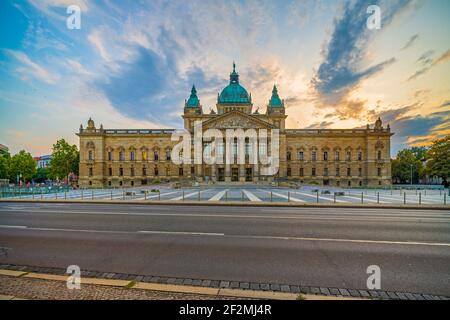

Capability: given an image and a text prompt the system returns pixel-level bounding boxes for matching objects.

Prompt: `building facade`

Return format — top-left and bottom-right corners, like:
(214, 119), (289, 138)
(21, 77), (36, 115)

(34, 155), (52, 169)
(78, 64), (393, 188)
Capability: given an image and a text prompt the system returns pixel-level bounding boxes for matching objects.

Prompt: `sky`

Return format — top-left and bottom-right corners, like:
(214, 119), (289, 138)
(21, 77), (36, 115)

(0, 0), (449, 156)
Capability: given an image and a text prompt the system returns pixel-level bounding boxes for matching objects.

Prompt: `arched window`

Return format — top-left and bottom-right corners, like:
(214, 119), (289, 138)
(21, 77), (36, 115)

(377, 150), (382, 160)
(154, 150), (159, 161)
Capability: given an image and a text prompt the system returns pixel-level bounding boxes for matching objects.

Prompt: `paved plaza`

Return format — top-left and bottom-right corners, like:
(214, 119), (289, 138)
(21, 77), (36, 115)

(3, 185), (448, 206)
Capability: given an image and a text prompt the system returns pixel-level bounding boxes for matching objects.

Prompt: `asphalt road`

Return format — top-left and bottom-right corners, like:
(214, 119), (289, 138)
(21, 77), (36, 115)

(0, 202), (449, 296)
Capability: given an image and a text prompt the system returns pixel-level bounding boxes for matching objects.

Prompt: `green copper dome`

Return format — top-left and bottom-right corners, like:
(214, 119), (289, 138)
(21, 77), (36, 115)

(269, 85), (283, 107)
(218, 63), (251, 104)
(186, 85), (200, 108)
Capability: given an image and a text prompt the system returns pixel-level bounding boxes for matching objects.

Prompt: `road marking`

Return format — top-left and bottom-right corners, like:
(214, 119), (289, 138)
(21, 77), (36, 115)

(0, 225), (27, 229)
(135, 191), (180, 201)
(138, 230), (225, 236)
(242, 190), (262, 202)
(1, 225), (448, 247)
(292, 191), (347, 203)
(258, 189), (305, 202)
(209, 189), (229, 201)
(228, 234), (450, 247)
(170, 191), (204, 201)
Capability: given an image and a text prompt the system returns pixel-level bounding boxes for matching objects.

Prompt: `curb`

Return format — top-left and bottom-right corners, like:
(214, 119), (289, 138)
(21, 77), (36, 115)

(0, 199), (448, 210)
(1, 264), (448, 301)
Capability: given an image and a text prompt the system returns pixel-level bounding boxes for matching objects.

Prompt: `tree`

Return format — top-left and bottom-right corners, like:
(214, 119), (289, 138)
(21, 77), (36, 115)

(9, 150), (37, 183)
(0, 153), (11, 181)
(426, 135), (450, 186)
(391, 149), (423, 184)
(49, 139), (79, 181)
(33, 167), (50, 183)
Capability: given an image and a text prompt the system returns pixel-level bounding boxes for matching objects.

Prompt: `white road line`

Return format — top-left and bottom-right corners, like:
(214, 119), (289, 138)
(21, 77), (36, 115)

(242, 190), (262, 202)
(0, 225), (27, 229)
(292, 191), (347, 203)
(170, 191), (204, 201)
(258, 189), (305, 202)
(1, 225), (448, 247)
(135, 190), (180, 201)
(227, 234), (450, 247)
(138, 230), (224, 236)
(209, 189), (228, 201)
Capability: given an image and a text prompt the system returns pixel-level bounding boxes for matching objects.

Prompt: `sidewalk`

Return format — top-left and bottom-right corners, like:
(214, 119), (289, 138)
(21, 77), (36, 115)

(0, 271), (358, 301)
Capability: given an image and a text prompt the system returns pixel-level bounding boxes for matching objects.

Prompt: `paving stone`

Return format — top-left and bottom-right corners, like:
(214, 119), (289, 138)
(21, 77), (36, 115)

(378, 292), (389, 300)
(240, 282), (250, 290)
(167, 278), (177, 284)
(134, 275), (144, 282)
(290, 286), (300, 294)
(201, 280), (211, 287)
(368, 291), (380, 299)
(191, 279), (202, 286)
(339, 289), (350, 296)
(100, 273), (110, 278)
(260, 284), (270, 291)
(118, 274), (129, 280)
(270, 284), (280, 291)
(281, 285), (291, 293)
(404, 293), (416, 300)
(142, 276), (153, 283)
(106, 273), (115, 279)
(359, 290), (370, 298)
(396, 292), (408, 300)
(330, 288), (340, 296)
(210, 280), (220, 288)
(183, 279), (193, 285)
(348, 289), (361, 297)
(250, 283), (260, 291)
(230, 281), (239, 289)
(320, 287), (330, 296)
(300, 287), (311, 294)
(158, 277), (168, 284)
(220, 281), (230, 288)
(387, 292), (400, 300)
(412, 294), (425, 300)
(311, 287), (321, 295)
(150, 276), (160, 283)
(174, 278), (184, 285)
(112, 274), (124, 280)
(423, 294), (434, 300)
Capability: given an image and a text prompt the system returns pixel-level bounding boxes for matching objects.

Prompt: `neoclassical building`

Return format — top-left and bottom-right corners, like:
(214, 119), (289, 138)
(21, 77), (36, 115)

(77, 64), (393, 187)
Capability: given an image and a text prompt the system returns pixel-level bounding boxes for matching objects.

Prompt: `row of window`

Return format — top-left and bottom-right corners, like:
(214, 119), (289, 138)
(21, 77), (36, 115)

(286, 167), (383, 177)
(88, 166), (196, 177)
(287, 150), (383, 162)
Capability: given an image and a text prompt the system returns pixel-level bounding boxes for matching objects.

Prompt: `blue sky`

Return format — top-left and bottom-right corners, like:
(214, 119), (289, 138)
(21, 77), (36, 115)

(0, 0), (449, 156)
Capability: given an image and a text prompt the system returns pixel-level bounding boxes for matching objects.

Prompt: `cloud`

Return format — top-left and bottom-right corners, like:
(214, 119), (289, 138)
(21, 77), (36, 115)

(311, 0), (413, 120)
(305, 121), (335, 129)
(408, 49), (450, 81)
(401, 34), (419, 50)
(4, 49), (60, 84)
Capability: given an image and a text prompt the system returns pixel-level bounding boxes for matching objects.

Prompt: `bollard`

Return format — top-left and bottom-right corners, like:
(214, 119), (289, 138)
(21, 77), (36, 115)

(65, 190), (67, 200)
(404, 192), (406, 205)
(111, 190), (113, 200)
(225, 191), (228, 202)
(270, 191), (273, 202)
(241, 191), (244, 202)
(198, 191), (200, 201)
(377, 192), (379, 204)
(158, 191), (161, 201)
(32, 190), (34, 200)
(145, 191), (147, 201)
(81, 189), (84, 200)
(361, 192), (363, 204)
(55, 191), (57, 200)
(444, 193), (446, 205)
(122, 189), (125, 200)
(92, 190), (94, 200)
(316, 191), (319, 203)
(288, 191), (291, 202)
(41, 190), (43, 200)
(419, 193), (421, 205)
(182, 191), (185, 201)
(334, 192), (336, 203)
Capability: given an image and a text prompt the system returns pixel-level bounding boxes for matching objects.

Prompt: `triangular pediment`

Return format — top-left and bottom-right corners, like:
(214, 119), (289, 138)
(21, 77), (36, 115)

(202, 110), (274, 130)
